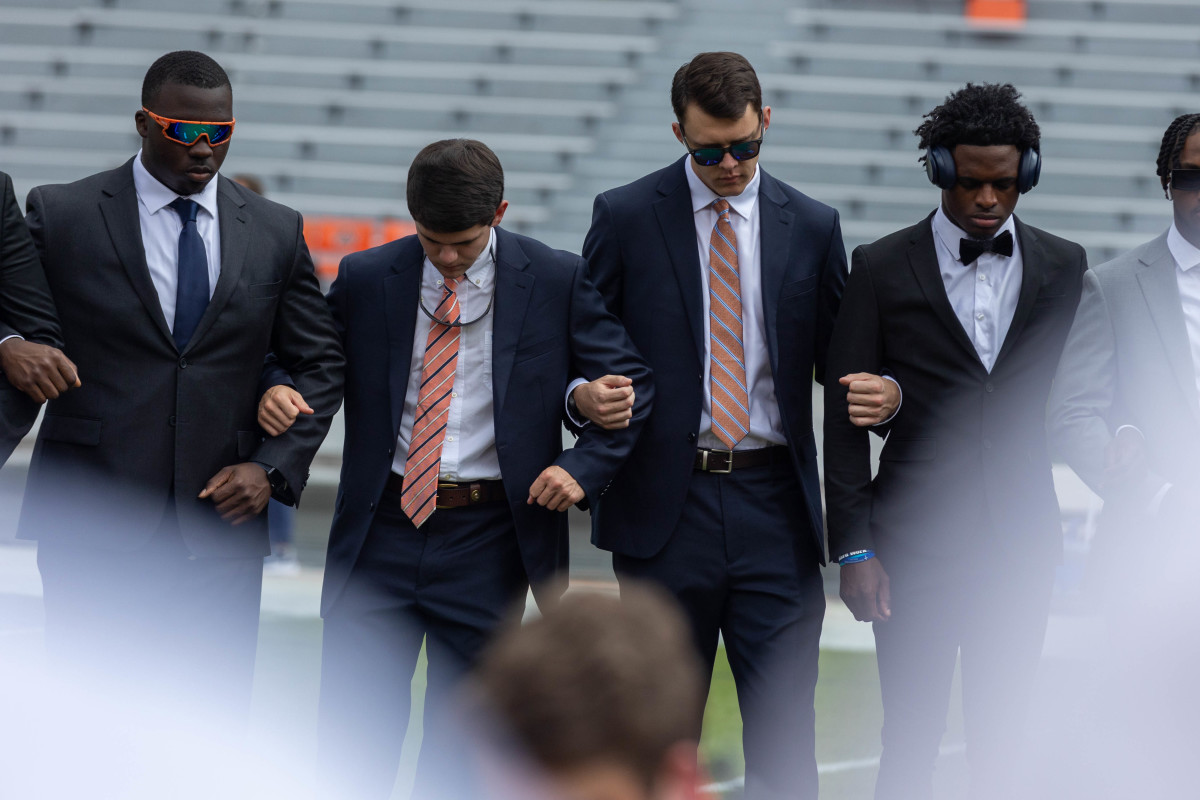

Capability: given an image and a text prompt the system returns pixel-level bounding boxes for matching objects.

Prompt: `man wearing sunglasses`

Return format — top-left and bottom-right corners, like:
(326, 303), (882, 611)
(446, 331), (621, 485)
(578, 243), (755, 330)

(0, 170), (79, 465)
(1050, 116), (1200, 621)
(18, 50), (343, 715)
(824, 84), (1087, 800)
(579, 52), (897, 800)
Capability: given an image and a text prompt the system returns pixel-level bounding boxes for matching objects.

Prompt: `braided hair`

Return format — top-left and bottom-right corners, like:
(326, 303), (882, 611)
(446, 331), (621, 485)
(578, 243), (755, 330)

(1156, 114), (1200, 196)
(914, 83), (1040, 167)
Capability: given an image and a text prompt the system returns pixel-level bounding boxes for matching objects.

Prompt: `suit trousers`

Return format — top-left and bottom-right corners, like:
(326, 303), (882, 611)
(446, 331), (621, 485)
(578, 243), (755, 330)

(317, 487), (526, 800)
(872, 558), (1054, 800)
(37, 502), (264, 719)
(0, 381), (37, 467)
(613, 459), (825, 800)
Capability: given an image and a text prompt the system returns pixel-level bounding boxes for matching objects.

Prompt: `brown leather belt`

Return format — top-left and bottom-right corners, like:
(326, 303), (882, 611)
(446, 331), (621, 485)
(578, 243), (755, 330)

(693, 445), (790, 474)
(385, 473), (506, 509)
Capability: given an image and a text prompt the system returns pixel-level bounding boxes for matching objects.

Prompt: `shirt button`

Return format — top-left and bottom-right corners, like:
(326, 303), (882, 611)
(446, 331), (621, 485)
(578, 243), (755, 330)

(976, 313), (985, 321)
(447, 436), (455, 442)
(978, 273), (987, 281)
(451, 392), (457, 398)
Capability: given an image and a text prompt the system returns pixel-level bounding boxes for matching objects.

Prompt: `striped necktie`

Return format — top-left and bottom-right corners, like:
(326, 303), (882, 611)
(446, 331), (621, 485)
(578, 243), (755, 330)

(708, 199), (750, 449)
(401, 276), (463, 527)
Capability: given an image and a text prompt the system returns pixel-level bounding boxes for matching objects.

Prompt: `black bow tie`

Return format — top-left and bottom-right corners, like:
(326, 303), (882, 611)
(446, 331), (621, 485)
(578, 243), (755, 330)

(959, 230), (1014, 265)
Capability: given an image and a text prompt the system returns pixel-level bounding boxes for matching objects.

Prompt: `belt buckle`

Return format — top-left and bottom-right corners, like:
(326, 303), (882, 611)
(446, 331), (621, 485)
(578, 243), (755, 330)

(435, 481), (458, 509)
(702, 448), (734, 474)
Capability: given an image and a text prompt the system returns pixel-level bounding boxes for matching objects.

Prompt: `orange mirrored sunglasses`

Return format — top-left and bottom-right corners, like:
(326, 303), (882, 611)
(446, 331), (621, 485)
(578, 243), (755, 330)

(142, 107), (236, 147)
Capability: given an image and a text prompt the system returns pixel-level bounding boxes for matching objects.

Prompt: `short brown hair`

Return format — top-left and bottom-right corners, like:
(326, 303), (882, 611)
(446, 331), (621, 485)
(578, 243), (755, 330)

(670, 51), (762, 123)
(472, 586), (704, 788)
(406, 138), (505, 233)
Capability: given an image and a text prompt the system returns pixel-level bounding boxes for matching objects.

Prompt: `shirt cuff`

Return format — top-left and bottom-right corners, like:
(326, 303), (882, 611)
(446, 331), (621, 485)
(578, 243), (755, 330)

(1114, 424), (1144, 440)
(0, 334), (24, 346)
(871, 375), (902, 427)
(565, 377), (590, 428)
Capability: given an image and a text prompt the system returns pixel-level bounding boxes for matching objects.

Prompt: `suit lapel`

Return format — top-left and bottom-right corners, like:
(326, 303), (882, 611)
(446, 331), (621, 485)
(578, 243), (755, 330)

(994, 217), (1046, 366)
(758, 171), (793, 369)
(653, 159), (705, 364)
(1136, 235), (1200, 419)
(385, 239), (423, 436)
(184, 176), (248, 353)
(491, 228), (533, 417)
(906, 215), (985, 370)
(98, 161), (174, 347)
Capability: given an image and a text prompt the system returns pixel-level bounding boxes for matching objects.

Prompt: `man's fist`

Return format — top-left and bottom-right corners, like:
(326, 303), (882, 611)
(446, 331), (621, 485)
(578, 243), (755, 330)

(199, 462), (272, 525)
(258, 384), (313, 436)
(572, 374), (635, 430)
(840, 558), (892, 623)
(840, 373), (900, 427)
(527, 465), (585, 512)
(0, 338), (80, 403)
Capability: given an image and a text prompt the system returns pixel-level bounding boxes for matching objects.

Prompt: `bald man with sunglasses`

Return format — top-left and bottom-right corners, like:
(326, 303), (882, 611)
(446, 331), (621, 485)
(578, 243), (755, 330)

(20, 50), (342, 715)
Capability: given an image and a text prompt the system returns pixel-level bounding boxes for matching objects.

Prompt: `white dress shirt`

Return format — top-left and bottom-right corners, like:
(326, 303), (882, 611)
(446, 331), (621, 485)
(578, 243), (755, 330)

(684, 161), (786, 450)
(392, 228), (500, 481)
(931, 205), (1023, 373)
(132, 151), (222, 332)
(1168, 221), (1200, 405)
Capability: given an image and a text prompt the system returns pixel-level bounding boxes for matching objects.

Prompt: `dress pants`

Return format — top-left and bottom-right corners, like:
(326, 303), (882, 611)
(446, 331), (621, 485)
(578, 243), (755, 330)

(613, 458), (825, 800)
(318, 487), (526, 800)
(37, 503), (265, 719)
(872, 558), (1054, 800)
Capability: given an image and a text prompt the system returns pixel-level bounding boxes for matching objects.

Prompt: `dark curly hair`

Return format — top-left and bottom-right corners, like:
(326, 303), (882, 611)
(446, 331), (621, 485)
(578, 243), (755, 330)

(141, 51), (230, 108)
(914, 83), (1040, 167)
(1156, 113), (1200, 196)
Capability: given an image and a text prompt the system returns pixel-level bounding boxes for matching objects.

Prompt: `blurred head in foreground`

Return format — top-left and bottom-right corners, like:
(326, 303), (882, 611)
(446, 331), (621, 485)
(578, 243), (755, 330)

(472, 586), (706, 800)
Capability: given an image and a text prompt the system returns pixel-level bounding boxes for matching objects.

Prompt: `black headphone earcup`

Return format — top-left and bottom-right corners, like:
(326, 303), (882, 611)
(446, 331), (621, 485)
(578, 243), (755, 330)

(1018, 147), (1041, 194)
(925, 146), (956, 190)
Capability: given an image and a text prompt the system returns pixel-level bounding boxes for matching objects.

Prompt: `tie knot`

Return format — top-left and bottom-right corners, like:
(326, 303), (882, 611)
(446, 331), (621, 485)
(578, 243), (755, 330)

(712, 198), (731, 216)
(169, 197), (199, 225)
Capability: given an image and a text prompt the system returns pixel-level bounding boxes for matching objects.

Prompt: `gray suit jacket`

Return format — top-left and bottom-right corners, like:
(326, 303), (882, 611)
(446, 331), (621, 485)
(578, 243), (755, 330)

(19, 159), (344, 558)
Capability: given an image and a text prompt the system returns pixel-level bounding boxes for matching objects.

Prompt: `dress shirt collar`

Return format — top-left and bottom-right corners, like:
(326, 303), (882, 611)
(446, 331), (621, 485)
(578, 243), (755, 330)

(932, 204), (1017, 265)
(685, 158), (761, 220)
(1168, 222), (1200, 272)
(423, 227), (497, 289)
(132, 149), (220, 219)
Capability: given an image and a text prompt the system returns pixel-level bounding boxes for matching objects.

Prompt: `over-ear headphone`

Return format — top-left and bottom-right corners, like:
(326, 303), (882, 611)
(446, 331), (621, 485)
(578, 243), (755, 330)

(924, 145), (1041, 194)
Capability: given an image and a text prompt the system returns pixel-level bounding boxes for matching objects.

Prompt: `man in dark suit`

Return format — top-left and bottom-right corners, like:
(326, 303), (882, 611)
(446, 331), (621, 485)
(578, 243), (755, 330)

(21, 51), (343, 713)
(288, 139), (652, 799)
(0, 170), (79, 464)
(580, 52), (895, 800)
(823, 83), (1087, 800)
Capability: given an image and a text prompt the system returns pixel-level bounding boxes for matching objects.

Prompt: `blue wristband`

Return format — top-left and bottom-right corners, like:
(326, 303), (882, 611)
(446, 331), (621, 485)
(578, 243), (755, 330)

(838, 549), (875, 565)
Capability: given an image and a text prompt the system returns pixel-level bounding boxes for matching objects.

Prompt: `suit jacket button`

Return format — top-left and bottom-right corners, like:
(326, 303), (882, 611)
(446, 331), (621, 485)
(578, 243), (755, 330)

(368, 502), (376, 511)
(985, 382), (995, 393)
(687, 432), (697, 442)
(168, 415), (176, 427)
(178, 357), (188, 369)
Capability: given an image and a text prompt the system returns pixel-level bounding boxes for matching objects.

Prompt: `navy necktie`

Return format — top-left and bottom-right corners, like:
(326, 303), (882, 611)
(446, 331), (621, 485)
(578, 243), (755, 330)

(959, 229), (1014, 266)
(169, 198), (210, 350)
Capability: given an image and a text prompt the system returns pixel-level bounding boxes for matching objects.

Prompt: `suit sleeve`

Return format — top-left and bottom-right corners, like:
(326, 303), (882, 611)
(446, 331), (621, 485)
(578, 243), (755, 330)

(823, 244), (882, 559)
(552, 257), (652, 508)
(815, 208), (848, 387)
(251, 212), (345, 503)
(0, 178), (63, 347)
(1047, 268), (1162, 502)
(581, 192), (623, 315)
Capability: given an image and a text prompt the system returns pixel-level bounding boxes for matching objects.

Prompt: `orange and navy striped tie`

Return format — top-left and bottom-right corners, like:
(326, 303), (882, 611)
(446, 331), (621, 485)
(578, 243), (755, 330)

(708, 199), (750, 449)
(401, 276), (462, 526)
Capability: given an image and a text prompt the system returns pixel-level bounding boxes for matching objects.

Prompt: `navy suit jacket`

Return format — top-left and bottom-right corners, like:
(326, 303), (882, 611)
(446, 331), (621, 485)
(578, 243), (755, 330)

(582, 158), (847, 564)
(321, 227), (651, 615)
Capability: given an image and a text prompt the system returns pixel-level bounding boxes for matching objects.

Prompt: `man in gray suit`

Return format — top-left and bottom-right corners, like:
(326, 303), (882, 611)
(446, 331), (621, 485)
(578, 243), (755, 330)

(1049, 113), (1200, 592)
(22, 51), (343, 712)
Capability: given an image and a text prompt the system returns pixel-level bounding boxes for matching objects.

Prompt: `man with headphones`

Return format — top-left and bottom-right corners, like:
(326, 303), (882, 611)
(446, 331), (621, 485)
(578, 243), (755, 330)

(822, 83), (1087, 800)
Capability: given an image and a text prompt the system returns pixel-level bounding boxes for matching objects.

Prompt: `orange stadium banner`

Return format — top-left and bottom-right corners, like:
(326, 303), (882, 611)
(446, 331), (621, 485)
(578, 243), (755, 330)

(965, 0), (1027, 27)
(303, 216), (416, 284)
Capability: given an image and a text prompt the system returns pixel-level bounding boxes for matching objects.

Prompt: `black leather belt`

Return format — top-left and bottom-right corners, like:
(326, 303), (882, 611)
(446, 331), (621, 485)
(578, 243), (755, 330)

(385, 473), (506, 508)
(693, 446), (789, 473)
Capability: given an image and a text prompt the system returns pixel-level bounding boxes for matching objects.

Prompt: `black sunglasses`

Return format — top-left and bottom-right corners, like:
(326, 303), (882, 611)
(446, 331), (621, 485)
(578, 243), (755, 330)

(681, 126), (765, 167)
(1171, 169), (1200, 193)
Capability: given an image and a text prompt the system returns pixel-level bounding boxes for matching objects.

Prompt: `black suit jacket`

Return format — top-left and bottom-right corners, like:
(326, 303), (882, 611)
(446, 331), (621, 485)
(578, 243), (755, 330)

(321, 228), (651, 614)
(823, 213), (1086, 575)
(583, 157), (846, 564)
(19, 159), (344, 558)
(0, 170), (63, 463)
